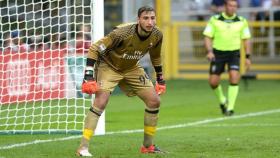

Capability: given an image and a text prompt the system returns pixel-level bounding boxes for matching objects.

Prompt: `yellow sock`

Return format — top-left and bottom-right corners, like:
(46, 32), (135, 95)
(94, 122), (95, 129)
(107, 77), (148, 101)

(143, 108), (159, 147)
(228, 84), (239, 111)
(79, 106), (103, 148)
(214, 85), (226, 104)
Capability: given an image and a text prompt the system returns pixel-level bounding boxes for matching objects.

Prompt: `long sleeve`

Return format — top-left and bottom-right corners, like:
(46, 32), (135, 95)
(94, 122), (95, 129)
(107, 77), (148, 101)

(149, 32), (163, 66)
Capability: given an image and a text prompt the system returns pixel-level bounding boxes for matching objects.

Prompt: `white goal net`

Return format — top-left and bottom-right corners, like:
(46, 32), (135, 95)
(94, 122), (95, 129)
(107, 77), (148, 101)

(0, 0), (105, 134)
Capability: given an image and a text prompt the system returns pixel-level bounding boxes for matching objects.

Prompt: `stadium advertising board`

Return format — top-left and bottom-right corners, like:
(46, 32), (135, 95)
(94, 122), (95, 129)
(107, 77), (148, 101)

(0, 50), (65, 104)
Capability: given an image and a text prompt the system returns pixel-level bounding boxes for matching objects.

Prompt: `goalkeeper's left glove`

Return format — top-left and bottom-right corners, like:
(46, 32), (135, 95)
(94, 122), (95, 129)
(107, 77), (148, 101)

(155, 73), (166, 95)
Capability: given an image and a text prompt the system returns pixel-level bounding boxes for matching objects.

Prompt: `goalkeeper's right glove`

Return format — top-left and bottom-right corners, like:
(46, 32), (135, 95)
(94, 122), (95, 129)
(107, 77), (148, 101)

(81, 68), (99, 94)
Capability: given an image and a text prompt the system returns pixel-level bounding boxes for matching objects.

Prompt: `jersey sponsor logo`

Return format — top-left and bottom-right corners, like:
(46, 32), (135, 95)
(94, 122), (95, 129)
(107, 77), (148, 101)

(122, 51), (144, 60)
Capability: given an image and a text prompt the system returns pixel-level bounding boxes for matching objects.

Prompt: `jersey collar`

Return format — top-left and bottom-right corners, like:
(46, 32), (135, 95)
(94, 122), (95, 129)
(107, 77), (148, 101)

(136, 24), (152, 41)
(221, 12), (237, 19)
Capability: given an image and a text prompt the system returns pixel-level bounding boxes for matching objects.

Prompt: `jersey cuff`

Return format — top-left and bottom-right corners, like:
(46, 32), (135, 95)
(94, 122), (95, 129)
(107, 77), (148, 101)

(86, 58), (96, 67)
(154, 66), (162, 73)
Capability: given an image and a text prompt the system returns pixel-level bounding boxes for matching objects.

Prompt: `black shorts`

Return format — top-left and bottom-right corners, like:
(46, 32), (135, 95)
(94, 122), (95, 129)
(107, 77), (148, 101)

(209, 49), (240, 75)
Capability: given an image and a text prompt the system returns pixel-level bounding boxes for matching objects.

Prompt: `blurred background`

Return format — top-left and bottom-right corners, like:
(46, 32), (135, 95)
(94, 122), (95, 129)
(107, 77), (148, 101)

(0, 0), (280, 81)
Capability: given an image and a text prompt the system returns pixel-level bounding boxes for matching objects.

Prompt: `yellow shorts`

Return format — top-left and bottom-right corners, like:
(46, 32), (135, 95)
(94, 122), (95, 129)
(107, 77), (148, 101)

(96, 62), (153, 96)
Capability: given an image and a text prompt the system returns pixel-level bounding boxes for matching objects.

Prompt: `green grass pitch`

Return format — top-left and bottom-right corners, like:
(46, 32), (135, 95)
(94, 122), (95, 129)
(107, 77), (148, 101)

(0, 79), (280, 158)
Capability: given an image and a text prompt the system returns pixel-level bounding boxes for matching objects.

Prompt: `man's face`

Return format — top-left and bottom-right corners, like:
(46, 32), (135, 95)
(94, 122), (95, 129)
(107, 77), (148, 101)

(137, 11), (156, 33)
(225, 0), (238, 16)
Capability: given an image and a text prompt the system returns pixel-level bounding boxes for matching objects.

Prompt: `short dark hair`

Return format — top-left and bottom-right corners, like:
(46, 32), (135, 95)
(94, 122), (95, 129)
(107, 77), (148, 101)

(137, 6), (155, 17)
(225, 0), (237, 5)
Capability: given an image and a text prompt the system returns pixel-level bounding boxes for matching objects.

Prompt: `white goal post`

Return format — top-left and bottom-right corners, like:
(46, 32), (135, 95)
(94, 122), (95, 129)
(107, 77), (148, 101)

(0, 0), (105, 135)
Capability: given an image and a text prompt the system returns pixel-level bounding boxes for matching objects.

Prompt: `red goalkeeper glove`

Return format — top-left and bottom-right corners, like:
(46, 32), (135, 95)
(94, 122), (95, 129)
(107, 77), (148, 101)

(82, 80), (99, 94)
(81, 69), (99, 94)
(155, 73), (166, 95)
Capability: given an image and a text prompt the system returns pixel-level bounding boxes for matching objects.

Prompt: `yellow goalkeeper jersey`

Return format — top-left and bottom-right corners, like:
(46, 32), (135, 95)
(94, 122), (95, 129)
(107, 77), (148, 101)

(88, 23), (163, 72)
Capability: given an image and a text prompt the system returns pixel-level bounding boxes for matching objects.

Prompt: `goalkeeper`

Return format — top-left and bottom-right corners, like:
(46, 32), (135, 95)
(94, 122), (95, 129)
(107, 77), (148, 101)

(76, 6), (166, 156)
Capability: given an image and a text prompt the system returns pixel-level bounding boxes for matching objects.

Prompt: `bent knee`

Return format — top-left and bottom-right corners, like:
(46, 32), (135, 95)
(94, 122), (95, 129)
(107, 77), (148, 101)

(147, 96), (161, 109)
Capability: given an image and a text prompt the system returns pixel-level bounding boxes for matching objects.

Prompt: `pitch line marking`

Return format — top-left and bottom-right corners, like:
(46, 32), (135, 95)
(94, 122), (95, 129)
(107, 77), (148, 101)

(0, 108), (280, 150)
(192, 123), (280, 127)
